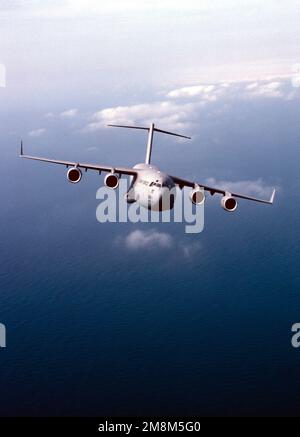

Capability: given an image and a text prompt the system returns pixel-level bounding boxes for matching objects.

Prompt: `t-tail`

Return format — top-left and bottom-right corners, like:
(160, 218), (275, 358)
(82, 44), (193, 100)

(107, 122), (191, 164)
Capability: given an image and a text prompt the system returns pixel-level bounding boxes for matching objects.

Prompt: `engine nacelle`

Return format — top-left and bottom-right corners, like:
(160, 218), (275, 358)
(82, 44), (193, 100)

(221, 195), (238, 212)
(67, 167), (82, 184)
(104, 173), (119, 189)
(190, 187), (205, 205)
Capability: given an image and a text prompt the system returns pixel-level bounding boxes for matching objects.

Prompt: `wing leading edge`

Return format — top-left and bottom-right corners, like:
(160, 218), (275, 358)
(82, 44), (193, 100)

(20, 142), (137, 177)
(170, 175), (275, 205)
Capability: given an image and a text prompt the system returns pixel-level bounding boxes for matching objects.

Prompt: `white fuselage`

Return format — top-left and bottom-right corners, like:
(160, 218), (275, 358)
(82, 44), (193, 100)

(126, 163), (176, 211)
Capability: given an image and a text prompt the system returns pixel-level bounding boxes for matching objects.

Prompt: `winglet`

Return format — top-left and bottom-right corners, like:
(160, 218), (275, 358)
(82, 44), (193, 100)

(20, 140), (23, 156)
(269, 188), (276, 204)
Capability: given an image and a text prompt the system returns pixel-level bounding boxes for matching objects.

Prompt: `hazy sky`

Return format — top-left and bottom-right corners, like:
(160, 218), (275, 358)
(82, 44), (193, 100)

(0, 0), (300, 107)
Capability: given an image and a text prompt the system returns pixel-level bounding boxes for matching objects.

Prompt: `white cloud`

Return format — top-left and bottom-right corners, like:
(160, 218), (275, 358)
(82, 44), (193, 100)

(60, 108), (78, 118)
(168, 78), (290, 102)
(64, 78), (290, 135)
(85, 146), (99, 152)
(82, 76), (299, 137)
(28, 128), (46, 137)
(124, 229), (174, 250)
(291, 63), (300, 88)
(245, 82), (258, 90)
(119, 229), (202, 259)
(205, 177), (275, 198)
(86, 101), (195, 132)
(167, 84), (216, 99)
(246, 81), (283, 98)
(44, 111), (54, 118)
(180, 241), (202, 259)
(167, 82), (236, 103)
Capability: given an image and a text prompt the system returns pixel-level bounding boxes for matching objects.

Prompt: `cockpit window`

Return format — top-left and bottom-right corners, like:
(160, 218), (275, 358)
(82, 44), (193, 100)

(162, 180), (173, 188)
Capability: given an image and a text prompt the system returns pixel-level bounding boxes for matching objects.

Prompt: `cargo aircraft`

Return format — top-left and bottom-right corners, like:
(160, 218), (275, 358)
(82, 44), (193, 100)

(20, 123), (275, 212)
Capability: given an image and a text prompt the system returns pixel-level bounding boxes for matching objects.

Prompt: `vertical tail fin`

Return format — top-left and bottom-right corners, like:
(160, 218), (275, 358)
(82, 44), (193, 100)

(145, 123), (154, 164)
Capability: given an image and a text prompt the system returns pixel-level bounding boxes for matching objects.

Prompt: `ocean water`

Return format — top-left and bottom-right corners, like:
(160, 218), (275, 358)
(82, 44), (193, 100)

(0, 100), (300, 417)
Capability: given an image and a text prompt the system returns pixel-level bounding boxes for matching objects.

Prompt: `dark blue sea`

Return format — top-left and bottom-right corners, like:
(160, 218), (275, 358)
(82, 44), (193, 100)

(1, 96), (300, 416)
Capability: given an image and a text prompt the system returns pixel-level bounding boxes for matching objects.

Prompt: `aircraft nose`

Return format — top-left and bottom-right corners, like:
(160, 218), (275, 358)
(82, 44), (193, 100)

(124, 191), (136, 204)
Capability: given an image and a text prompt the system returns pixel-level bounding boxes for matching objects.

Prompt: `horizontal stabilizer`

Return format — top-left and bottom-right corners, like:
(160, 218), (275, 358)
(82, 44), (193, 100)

(108, 124), (149, 131)
(107, 124), (191, 139)
(108, 122), (191, 164)
(154, 127), (191, 139)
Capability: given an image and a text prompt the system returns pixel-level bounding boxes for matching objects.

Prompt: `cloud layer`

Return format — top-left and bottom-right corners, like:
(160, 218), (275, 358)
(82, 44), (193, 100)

(124, 229), (173, 250)
(28, 128), (46, 137)
(119, 229), (202, 259)
(60, 108), (78, 118)
(86, 101), (193, 133)
(84, 76), (300, 134)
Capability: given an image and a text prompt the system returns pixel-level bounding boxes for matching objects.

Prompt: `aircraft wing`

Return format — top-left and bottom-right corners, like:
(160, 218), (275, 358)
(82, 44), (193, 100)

(170, 175), (276, 205)
(20, 143), (137, 177)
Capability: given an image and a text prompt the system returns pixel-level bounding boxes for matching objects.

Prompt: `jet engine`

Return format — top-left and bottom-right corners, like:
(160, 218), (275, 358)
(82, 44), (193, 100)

(67, 167), (82, 184)
(104, 173), (119, 189)
(190, 187), (205, 205)
(221, 195), (238, 212)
